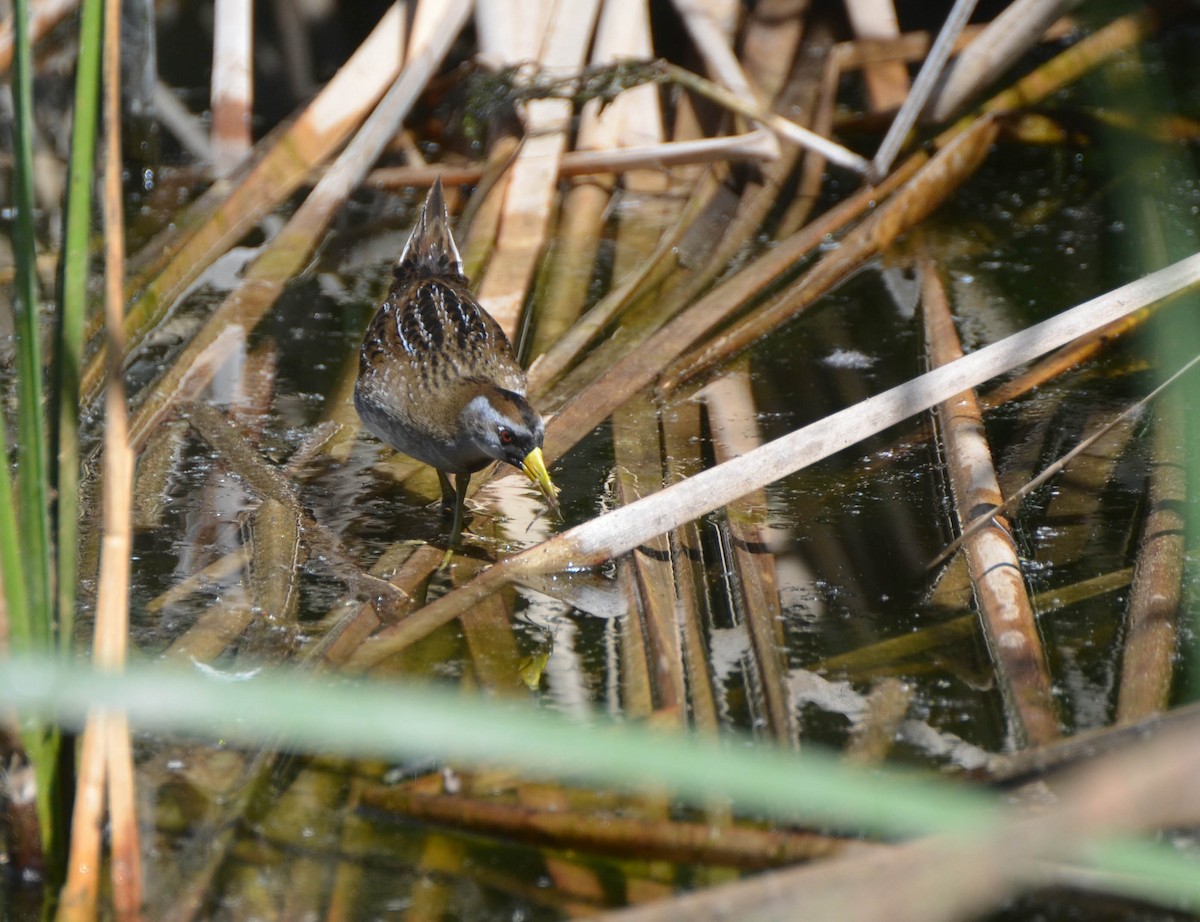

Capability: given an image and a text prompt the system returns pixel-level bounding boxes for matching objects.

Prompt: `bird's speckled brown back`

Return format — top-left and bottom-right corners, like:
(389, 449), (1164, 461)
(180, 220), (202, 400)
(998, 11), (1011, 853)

(354, 180), (529, 474)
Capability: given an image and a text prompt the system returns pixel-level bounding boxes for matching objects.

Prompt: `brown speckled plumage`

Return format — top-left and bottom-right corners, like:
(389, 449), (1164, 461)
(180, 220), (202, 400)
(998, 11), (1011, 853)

(353, 179), (556, 543)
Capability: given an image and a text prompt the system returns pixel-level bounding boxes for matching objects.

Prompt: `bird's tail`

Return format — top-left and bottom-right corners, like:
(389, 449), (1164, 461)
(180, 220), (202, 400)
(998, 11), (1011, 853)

(396, 178), (464, 280)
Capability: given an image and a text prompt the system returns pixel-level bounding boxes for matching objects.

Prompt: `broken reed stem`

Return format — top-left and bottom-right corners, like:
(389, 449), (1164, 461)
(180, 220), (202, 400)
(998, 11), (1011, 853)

(921, 258), (1060, 747)
(660, 61), (870, 172)
(360, 786), (850, 869)
(368, 131), (778, 190)
(343, 251), (1200, 669)
(210, 0), (253, 176)
(845, 0), (909, 111)
(868, 0), (978, 180)
(1116, 390), (1186, 722)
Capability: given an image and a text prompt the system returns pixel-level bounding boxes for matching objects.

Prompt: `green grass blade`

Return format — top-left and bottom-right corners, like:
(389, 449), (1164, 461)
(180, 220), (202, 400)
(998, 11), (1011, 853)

(9, 0), (53, 650)
(55, 0), (104, 658)
(0, 655), (1198, 914)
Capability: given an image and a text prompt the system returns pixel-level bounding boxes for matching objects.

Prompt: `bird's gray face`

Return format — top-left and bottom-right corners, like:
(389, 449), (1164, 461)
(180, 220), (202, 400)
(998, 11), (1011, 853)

(460, 390), (545, 469)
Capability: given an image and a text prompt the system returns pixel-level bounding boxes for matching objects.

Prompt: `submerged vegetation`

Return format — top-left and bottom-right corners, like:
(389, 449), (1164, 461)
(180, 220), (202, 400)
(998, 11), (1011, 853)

(2, 0), (1200, 919)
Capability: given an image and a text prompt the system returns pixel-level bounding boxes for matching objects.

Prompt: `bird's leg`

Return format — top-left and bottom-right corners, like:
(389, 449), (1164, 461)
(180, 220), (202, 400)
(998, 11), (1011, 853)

(436, 469), (456, 508)
(447, 472), (472, 547)
(440, 472), (472, 569)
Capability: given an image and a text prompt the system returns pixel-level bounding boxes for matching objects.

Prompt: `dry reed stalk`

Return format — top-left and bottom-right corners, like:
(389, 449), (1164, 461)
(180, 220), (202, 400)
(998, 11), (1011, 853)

(369, 131), (779, 191)
(1115, 393), (1185, 722)
(661, 62), (872, 173)
(595, 710), (1200, 922)
(317, 545), (437, 667)
(509, 779), (611, 906)
(661, 401), (720, 734)
(474, 0), (601, 339)
(210, 0), (254, 176)
(922, 259), (1060, 747)
(131, 417), (188, 530)
(868, 0), (977, 180)
(669, 0), (865, 172)
(529, 170), (721, 400)
(145, 546), (249, 614)
(125, 0), (469, 454)
(974, 6), (1157, 118)
(981, 305), (1164, 408)
(777, 23), (839, 238)
(542, 151), (919, 454)
(924, 0), (1082, 122)
(660, 112), (999, 392)
(56, 720), (106, 921)
(617, 565), (656, 719)
(460, 134), (521, 279)
(362, 786), (850, 869)
(612, 396), (687, 719)
(0, 0), (77, 73)
(60, 0), (142, 914)
(82, 3), (410, 408)
(832, 23), (981, 71)
(987, 700), (1200, 783)
(244, 496), (304, 654)
(341, 250), (1200, 668)
(1035, 411), (1138, 567)
(816, 565), (1137, 680)
(163, 601), (255, 663)
(740, 0), (806, 99)
(843, 0), (908, 112)
(743, 12), (829, 199)
(701, 368), (795, 745)
(529, 0), (656, 356)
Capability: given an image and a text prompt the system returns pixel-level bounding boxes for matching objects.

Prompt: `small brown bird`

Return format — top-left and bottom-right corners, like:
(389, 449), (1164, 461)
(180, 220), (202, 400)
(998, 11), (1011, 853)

(354, 179), (558, 545)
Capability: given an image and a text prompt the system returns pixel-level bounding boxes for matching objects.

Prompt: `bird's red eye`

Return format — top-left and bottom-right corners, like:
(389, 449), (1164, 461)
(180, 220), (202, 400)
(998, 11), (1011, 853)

(499, 428), (514, 445)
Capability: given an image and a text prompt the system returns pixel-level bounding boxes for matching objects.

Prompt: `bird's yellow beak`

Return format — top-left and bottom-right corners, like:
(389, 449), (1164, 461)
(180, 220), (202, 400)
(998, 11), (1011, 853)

(520, 446), (560, 511)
